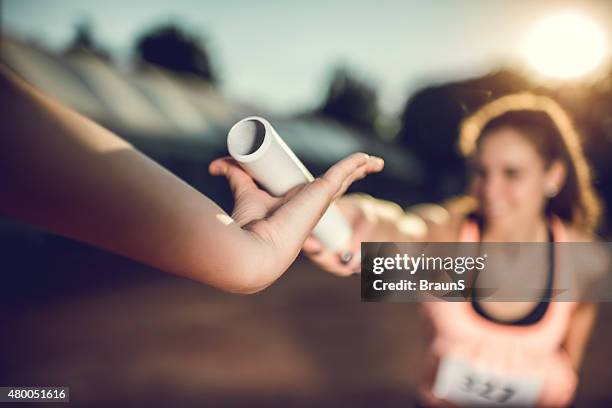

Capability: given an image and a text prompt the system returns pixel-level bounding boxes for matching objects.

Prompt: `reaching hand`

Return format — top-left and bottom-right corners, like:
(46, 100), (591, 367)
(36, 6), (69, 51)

(209, 152), (384, 279)
(302, 195), (375, 276)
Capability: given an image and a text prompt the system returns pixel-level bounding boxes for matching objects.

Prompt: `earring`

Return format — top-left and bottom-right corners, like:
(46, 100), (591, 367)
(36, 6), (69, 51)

(545, 185), (558, 198)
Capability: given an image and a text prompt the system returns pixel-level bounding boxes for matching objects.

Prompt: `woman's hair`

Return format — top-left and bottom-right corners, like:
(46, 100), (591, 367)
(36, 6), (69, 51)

(458, 93), (602, 233)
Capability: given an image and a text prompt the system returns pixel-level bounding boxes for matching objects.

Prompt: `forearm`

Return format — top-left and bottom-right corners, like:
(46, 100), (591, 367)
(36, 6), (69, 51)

(0, 64), (383, 291)
(563, 302), (598, 371)
(345, 193), (428, 241)
(0, 65), (267, 291)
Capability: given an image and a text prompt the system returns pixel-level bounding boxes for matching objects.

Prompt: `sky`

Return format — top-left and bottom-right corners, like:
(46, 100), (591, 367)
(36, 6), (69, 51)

(3, 0), (612, 115)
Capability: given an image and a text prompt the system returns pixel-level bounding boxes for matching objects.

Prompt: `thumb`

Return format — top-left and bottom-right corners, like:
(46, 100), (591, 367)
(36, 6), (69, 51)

(209, 157), (258, 198)
(320, 153), (384, 201)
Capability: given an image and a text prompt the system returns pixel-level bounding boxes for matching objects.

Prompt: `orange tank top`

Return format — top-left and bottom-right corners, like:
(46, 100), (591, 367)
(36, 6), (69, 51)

(418, 216), (578, 407)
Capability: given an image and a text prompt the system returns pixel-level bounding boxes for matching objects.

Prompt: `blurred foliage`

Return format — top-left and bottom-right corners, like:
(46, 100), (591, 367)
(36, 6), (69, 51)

(134, 24), (217, 83)
(317, 66), (380, 134)
(397, 69), (532, 199)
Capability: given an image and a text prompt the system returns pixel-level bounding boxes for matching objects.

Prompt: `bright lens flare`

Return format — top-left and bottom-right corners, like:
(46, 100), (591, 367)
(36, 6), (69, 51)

(525, 12), (607, 79)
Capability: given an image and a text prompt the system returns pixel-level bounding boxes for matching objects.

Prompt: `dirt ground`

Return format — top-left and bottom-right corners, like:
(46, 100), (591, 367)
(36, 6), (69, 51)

(1, 249), (611, 407)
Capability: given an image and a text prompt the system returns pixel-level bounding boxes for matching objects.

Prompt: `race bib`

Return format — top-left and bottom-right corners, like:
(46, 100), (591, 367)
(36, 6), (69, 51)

(432, 356), (542, 406)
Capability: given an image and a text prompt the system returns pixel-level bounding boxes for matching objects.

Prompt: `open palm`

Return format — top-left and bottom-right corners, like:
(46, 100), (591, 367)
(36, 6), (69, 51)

(209, 153), (384, 258)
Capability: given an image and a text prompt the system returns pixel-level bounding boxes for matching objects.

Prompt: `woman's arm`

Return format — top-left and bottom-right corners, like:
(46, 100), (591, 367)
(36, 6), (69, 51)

(563, 302), (598, 371)
(0, 64), (383, 293)
(561, 229), (607, 371)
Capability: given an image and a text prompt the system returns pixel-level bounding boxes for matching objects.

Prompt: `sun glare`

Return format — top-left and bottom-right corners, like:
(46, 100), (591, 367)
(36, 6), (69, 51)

(524, 12), (607, 80)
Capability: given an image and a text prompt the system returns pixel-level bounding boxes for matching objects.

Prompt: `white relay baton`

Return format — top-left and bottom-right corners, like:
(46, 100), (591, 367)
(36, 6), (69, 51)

(227, 116), (351, 252)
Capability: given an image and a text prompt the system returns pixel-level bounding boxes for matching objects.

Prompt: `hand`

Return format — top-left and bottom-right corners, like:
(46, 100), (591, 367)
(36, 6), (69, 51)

(302, 194), (376, 276)
(209, 153), (384, 273)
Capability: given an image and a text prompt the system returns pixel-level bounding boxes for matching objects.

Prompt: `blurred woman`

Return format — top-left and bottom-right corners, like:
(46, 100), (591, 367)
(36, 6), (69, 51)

(304, 93), (604, 407)
(0, 63), (384, 294)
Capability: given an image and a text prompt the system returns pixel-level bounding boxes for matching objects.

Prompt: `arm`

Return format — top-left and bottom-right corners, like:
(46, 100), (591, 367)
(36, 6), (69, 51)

(0, 64), (383, 293)
(560, 230), (607, 371)
(562, 302), (598, 371)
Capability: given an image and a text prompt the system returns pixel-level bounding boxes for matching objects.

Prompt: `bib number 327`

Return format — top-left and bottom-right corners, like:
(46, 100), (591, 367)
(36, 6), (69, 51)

(432, 357), (542, 406)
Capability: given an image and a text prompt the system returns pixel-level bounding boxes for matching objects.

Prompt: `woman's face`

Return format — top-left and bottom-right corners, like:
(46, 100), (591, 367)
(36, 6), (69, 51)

(470, 127), (560, 224)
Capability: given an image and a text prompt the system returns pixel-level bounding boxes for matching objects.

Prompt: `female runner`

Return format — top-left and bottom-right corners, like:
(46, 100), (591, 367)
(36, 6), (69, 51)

(304, 93), (604, 407)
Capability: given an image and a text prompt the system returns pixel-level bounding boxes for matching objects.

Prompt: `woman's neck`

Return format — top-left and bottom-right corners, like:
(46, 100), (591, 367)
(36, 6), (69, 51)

(481, 214), (549, 242)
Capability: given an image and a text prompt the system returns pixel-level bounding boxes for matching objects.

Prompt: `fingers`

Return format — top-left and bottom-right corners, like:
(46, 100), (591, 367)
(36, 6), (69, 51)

(334, 235), (362, 274)
(303, 229), (358, 273)
(321, 153), (384, 200)
(208, 157), (231, 176)
(209, 157), (258, 198)
(307, 250), (356, 277)
(303, 235), (323, 255)
(344, 241), (362, 273)
(224, 152), (382, 279)
(298, 154), (382, 276)
(340, 155), (384, 195)
(321, 153), (368, 190)
(302, 234), (362, 276)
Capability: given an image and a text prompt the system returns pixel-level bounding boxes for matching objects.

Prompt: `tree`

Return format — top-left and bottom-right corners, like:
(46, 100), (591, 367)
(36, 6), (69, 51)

(318, 66), (379, 133)
(134, 24), (217, 84)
